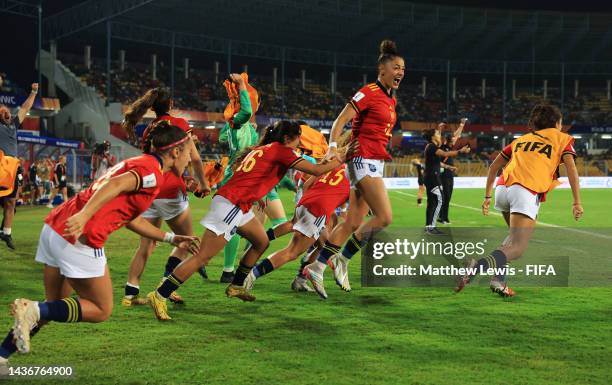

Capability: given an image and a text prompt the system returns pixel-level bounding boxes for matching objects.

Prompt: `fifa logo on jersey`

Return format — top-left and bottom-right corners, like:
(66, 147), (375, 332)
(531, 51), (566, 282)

(514, 141), (553, 159)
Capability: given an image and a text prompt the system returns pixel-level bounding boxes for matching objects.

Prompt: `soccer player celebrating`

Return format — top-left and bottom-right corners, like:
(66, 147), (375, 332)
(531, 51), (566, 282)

(242, 139), (351, 297)
(218, 73), (260, 283)
(456, 104), (583, 296)
(120, 88), (210, 306)
(302, 40), (404, 298)
(147, 120), (346, 320)
(0, 121), (199, 366)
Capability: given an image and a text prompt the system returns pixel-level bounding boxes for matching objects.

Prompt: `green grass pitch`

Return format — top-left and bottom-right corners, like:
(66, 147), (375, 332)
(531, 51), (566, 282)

(0, 189), (610, 384)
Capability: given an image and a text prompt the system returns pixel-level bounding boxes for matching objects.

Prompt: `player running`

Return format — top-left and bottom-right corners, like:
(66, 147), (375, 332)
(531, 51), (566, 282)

(0, 121), (199, 366)
(147, 120), (347, 320)
(242, 137), (351, 297)
(120, 87), (210, 306)
(455, 104), (583, 297)
(302, 40), (404, 298)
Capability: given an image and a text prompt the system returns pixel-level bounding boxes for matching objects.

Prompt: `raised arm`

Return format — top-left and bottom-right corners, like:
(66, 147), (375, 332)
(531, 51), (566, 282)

(450, 118), (468, 146)
(17, 83), (39, 124)
(562, 154), (583, 220)
(482, 154), (508, 215)
(229, 74), (253, 128)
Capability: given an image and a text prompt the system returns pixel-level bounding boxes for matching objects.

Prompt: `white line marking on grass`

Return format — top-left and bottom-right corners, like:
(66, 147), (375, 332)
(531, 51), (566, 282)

(393, 190), (612, 241)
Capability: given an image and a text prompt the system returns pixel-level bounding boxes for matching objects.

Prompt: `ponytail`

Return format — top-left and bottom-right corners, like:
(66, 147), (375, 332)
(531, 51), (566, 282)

(122, 87), (172, 141)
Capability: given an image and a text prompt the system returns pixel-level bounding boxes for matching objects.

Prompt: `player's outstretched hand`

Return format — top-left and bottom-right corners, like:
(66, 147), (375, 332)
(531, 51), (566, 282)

(572, 203), (583, 221)
(481, 197), (491, 216)
(172, 235), (200, 255)
(64, 212), (88, 239)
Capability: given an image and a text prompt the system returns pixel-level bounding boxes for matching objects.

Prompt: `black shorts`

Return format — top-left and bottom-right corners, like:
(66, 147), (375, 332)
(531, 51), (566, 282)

(0, 169), (21, 200)
(417, 175), (424, 186)
(58, 181), (67, 189)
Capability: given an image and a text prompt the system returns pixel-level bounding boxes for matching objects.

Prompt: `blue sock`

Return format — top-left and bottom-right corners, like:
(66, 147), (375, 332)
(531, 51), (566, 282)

(266, 228), (276, 241)
(124, 283), (139, 296)
(341, 233), (366, 260)
(253, 258), (274, 278)
(164, 256), (182, 277)
(475, 250), (508, 279)
(38, 298), (82, 322)
(317, 241), (341, 264)
(157, 274), (183, 298)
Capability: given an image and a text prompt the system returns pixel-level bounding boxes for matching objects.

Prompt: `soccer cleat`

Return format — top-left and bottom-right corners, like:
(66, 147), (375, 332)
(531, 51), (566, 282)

(0, 233), (15, 250)
(291, 276), (314, 293)
(454, 258), (477, 293)
(121, 295), (148, 307)
(426, 228), (445, 235)
(46, 203), (54, 208)
(168, 291), (185, 305)
(225, 284), (256, 302)
(198, 266), (208, 280)
(328, 255), (351, 292)
(490, 279), (516, 297)
(243, 271), (256, 292)
(220, 271), (235, 283)
(302, 266), (328, 299)
(10, 299), (40, 353)
(147, 292), (171, 321)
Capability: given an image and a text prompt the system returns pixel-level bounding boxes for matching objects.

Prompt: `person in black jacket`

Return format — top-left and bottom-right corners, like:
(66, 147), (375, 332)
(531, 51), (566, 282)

(422, 125), (470, 234)
(438, 118), (468, 224)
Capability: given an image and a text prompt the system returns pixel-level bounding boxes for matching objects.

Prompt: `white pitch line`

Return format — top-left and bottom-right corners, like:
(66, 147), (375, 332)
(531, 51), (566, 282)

(392, 190), (612, 241)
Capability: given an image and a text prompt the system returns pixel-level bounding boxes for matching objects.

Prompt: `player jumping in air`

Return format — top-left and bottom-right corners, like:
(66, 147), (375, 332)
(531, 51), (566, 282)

(302, 40), (404, 298)
(147, 120), (347, 320)
(0, 121), (199, 368)
(455, 104), (583, 297)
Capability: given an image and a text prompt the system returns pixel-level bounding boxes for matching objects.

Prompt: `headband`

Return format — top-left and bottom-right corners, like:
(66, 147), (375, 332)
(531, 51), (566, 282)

(157, 135), (190, 151)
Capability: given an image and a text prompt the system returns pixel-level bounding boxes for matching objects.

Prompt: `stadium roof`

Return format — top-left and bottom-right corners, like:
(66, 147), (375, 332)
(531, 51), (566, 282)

(11, 0), (612, 65)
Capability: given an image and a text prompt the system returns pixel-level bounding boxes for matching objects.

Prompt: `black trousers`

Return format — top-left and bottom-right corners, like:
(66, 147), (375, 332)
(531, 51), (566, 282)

(440, 174), (454, 222)
(425, 179), (443, 228)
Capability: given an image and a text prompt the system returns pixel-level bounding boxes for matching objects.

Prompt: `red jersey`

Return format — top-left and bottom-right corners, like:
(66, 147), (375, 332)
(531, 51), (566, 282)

(145, 115), (191, 199)
(45, 155), (163, 248)
(217, 142), (303, 212)
(298, 165), (349, 219)
(348, 81), (397, 161)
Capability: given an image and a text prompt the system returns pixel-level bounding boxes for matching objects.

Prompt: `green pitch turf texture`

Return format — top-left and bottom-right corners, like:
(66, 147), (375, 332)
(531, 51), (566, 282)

(1, 189), (610, 385)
